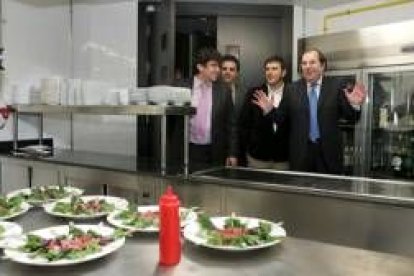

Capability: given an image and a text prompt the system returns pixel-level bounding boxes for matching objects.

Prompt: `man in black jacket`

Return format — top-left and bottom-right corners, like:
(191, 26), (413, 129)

(239, 56), (289, 169)
(253, 48), (366, 174)
(171, 48), (238, 172)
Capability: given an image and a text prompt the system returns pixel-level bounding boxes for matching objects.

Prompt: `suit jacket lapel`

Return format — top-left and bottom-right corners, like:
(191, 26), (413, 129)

(318, 77), (328, 110)
(299, 79), (309, 109)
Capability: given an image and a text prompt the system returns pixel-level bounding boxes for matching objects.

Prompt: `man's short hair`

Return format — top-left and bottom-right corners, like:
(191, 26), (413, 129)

(300, 48), (327, 69)
(263, 55), (286, 70)
(221, 54), (240, 72)
(194, 48), (221, 74)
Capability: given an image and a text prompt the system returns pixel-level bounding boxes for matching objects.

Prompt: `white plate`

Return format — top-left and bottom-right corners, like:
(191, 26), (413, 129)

(107, 205), (197, 233)
(43, 195), (128, 219)
(183, 216), (286, 251)
(4, 224), (125, 266)
(0, 201), (31, 221)
(0, 221), (23, 248)
(7, 186), (83, 206)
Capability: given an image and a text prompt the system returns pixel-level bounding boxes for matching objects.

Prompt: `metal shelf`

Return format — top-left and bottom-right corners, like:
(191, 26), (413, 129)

(380, 125), (414, 132)
(11, 104), (195, 116)
(10, 104), (194, 177)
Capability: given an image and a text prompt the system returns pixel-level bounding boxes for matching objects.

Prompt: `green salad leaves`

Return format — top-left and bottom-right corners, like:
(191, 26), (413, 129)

(20, 224), (121, 262)
(197, 213), (280, 248)
(0, 196), (24, 218)
(52, 196), (115, 216)
(18, 186), (72, 203)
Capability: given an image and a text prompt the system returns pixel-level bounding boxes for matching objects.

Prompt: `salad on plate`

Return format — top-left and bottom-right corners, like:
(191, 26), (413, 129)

(43, 195), (128, 219)
(107, 205), (197, 232)
(183, 213), (286, 251)
(7, 186), (83, 206)
(0, 196), (30, 220)
(3, 223), (126, 265)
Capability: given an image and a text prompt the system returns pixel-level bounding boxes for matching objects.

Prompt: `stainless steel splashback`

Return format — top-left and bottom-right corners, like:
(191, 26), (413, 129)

(298, 20), (414, 70)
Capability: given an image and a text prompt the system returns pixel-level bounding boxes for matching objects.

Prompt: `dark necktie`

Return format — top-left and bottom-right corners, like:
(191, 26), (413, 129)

(309, 82), (320, 142)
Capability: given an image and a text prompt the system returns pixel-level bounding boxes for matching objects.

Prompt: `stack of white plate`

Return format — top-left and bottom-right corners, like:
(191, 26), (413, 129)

(40, 77), (65, 105)
(19, 144), (52, 156)
(28, 86), (42, 104)
(66, 79), (83, 105)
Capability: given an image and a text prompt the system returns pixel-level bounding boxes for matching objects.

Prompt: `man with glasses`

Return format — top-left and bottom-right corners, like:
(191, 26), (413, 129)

(252, 48), (366, 174)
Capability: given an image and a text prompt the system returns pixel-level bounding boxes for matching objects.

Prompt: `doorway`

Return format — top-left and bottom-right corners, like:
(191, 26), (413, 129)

(175, 3), (293, 86)
(175, 16), (217, 80)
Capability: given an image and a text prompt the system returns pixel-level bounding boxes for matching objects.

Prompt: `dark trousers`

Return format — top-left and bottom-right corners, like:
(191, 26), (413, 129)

(305, 139), (329, 174)
(189, 143), (213, 172)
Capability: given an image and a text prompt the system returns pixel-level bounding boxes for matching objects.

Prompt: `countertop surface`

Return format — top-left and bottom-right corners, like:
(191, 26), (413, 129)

(191, 167), (414, 206)
(1, 208), (413, 276)
(2, 152), (414, 206)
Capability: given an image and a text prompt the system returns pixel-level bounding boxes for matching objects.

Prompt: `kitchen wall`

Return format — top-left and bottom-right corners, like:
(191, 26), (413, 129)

(71, 0), (137, 155)
(0, 0), (138, 156)
(0, 0), (71, 145)
(217, 16), (284, 88)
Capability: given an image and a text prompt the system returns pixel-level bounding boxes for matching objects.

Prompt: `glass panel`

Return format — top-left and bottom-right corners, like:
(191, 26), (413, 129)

(370, 70), (414, 180)
(328, 75), (358, 175)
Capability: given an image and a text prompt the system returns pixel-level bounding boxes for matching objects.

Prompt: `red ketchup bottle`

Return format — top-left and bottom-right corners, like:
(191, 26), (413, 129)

(159, 185), (181, 266)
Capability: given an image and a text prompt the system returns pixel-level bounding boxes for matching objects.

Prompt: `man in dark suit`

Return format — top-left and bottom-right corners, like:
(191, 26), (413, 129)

(253, 48), (366, 174)
(220, 55), (246, 118)
(239, 55), (289, 169)
(177, 48), (237, 172)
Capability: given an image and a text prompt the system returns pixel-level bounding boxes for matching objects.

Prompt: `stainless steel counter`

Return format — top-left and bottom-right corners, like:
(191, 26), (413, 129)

(1, 209), (413, 276)
(191, 167), (414, 206)
(1, 149), (153, 174)
(11, 104), (196, 116)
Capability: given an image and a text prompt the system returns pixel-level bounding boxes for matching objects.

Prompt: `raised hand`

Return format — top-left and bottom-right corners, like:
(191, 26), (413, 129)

(344, 82), (366, 106)
(252, 89), (274, 115)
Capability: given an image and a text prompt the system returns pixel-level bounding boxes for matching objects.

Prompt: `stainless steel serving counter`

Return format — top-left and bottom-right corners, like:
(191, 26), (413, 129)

(1, 209), (413, 276)
(191, 167), (414, 206)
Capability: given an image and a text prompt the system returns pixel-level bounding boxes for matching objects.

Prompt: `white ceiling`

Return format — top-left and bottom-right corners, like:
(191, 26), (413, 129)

(175, 0), (363, 9)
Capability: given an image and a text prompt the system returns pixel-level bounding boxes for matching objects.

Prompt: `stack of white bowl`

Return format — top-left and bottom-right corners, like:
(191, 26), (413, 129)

(147, 86), (171, 105)
(129, 88), (148, 105)
(169, 86), (191, 106)
(147, 85), (191, 106)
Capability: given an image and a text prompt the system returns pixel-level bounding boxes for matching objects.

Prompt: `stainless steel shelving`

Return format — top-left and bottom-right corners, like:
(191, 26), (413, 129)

(10, 104), (196, 176)
(11, 104), (195, 116)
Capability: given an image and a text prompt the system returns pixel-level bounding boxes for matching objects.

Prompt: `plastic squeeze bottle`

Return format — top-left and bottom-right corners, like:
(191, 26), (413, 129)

(159, 185), (181, 266)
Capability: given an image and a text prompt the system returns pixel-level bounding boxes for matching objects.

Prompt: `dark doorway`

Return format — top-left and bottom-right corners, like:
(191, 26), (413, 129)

(176, 3), (293, 87)
(175, 16), (217, 80)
